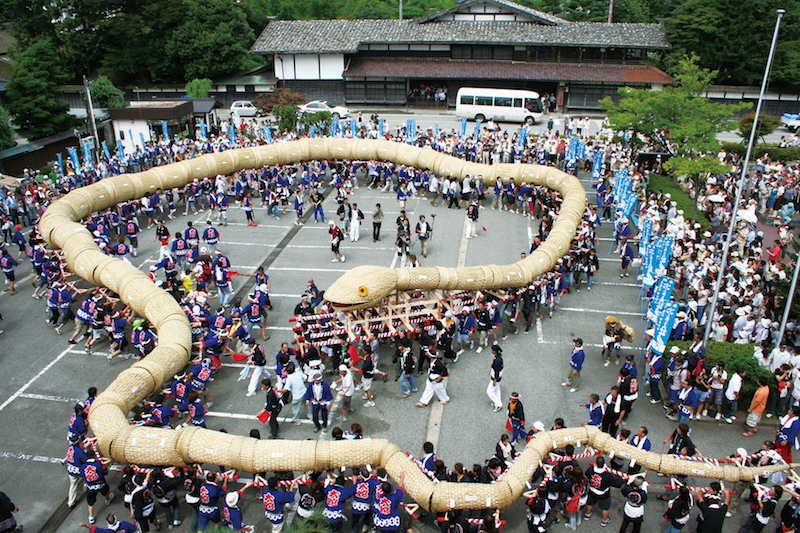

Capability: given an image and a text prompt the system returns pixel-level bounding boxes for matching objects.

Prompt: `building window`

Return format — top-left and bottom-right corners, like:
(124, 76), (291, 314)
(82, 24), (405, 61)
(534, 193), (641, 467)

(452, 45), (513, 60)
(534, 46), (557, 61)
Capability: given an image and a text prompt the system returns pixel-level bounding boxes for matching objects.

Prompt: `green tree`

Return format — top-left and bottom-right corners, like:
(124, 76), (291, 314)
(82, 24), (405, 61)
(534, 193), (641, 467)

(738, 112), (782, 144)
(613, 0), (650, 22)
(0, 107), (17, 151)
(299, 110), (332, 134)
(601, 54), (750, 178)
(185, 78), (213, 98)
(6, 38), (77, 141)
(166, 0), (256, 80)
(666, 0), (800, 90)
(89, 76), (127, 108)
(273, 104), (298, 132)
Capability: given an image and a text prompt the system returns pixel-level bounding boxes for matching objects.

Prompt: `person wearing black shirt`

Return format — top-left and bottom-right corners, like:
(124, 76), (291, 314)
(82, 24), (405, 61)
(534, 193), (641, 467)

(695, 483), (729, 533)
(738, 486), (782, 533)
(0, 491), (20, 533)
(258, 379), (282, 439)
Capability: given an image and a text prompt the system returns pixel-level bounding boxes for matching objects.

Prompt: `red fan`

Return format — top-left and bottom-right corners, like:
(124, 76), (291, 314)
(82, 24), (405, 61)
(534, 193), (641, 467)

(256, 411), (270, 423)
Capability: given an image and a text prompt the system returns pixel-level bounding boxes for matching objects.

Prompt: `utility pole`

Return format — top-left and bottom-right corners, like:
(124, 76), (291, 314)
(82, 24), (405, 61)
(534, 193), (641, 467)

(83, 75), (100, 163)
(702, 9), (785, 345)
(399, 0), (403, 21)
(608, 0), (613, 23)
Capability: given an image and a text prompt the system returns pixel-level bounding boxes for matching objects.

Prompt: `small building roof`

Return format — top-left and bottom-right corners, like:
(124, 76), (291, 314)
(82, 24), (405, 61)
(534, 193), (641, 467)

(415, 0), (566, 25)
(191, 98), (220, 114)
(251, 20), (670, 55)
(109, 100), (193, 121)
(344, 57), (674, 84)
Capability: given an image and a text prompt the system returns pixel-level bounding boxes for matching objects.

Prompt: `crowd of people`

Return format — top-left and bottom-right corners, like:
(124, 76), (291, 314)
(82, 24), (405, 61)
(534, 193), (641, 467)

(0, 107), (794, 533)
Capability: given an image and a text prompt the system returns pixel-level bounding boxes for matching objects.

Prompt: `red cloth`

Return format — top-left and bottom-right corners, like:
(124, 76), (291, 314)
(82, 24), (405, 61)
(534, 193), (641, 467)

(776, 439), (793, 464)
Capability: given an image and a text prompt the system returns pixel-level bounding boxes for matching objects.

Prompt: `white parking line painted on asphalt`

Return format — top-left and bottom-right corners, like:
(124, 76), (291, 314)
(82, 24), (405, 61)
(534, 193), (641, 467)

(0, 450), (64, 464)
(18, 393), (77, 403)
(205, 410), (314, 424)
(556, 307), (640, 317)
(267, 267), (350, 273)
(0, 345), (73, 412)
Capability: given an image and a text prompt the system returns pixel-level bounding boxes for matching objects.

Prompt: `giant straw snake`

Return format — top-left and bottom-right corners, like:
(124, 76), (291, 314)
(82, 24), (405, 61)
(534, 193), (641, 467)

(39, 138), (797, 512)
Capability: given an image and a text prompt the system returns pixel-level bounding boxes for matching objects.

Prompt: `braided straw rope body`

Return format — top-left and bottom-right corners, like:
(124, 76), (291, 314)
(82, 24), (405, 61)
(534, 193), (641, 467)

(40, 139), (797, 512)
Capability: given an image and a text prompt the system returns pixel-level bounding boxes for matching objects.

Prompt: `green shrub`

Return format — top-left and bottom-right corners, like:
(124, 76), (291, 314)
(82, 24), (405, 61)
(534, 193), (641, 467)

(647, 174), (711, 231)
(720, 141), (800, 163)
(611, 135), (645, 147)
(665, 340), (775, 405)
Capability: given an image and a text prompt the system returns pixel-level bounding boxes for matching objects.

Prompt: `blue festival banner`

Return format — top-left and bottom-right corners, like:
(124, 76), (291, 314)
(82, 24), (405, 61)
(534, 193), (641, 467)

(339, 120), (346, 137)
(309, 126), (316, 138)
(649, 300), (680, 356)
(350, 118), (357, 138)
(139, 132), (146, 150)
(199, 119), (207, 140)
(474, 119), (481, 139)
(458, 118), (468, 140)
(57, 153), (64, 174)
(116, 139), (125, 158)
(619, 191), (638, 219)
(406, 119), (416, 143)
(614, 175), (632, 203)
(379, 118), (385, 138)
(265, 125), (272, 144)
(161, 121), (169, 143)
(518, 126), (527, 148)
(434, 123), (439, 146)
(229, 123), (236, 146)
(101, 141), (111, 162)
(592, 150), (605, 179)
(67, 146), (80, 171)
(576, 140), (586, 160)
(639, 218), (653, 257)
(82, 140), (92, 166)
(331, 116), (340, 138)
(654, 235), (674, 278)
(652, 277), (676, 303)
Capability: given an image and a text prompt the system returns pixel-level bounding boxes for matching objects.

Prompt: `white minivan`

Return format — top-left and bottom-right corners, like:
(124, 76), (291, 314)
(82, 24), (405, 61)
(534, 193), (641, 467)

(456, 88), (544, 124)
(229, 100), (259, 117)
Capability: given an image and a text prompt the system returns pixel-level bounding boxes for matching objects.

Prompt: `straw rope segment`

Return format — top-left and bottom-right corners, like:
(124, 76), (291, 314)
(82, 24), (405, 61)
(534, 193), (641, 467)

(39, 139), (799, 512)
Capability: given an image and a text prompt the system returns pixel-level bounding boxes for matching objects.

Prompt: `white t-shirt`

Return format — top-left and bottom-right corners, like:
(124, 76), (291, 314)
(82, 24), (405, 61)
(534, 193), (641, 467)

(725, 372), (742, 401)
(340, 370), (355, 397)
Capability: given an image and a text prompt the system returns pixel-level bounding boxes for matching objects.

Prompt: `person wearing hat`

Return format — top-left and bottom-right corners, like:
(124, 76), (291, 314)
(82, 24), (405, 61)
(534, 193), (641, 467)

(371, 471), (406, 532)
(562, 338), (585, 393)
(68, 402), (89, 442)
(304, 372), (333, 433)
(417, 350), (450, 407)
(506, 393), (526, 445)
(222, 481), (254, 532)
(486, 343), (504, 412)
(619, 476), (648, 533)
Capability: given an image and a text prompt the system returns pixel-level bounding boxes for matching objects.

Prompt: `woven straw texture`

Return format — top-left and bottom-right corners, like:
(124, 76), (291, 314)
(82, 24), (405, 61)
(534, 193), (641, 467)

(43, 139), (791, 511)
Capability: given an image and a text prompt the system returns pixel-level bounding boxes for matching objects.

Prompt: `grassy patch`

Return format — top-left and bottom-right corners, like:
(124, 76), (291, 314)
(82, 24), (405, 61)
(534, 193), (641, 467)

(647, 174), (711, 231)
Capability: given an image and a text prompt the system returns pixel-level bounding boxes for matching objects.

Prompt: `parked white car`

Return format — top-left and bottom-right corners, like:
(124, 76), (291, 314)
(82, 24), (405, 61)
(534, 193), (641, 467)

(229, 100), (259, 117)
(298, 100), (350, 118)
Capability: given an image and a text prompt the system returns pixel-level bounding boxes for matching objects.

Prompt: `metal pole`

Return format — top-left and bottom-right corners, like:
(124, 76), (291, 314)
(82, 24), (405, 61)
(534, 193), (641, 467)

(83, 75), (101, 162)
(608, 0), (614, 23)
(399, 0), (403, 21)
(778, 256), (800, 344)
(703, 9), (785, 345)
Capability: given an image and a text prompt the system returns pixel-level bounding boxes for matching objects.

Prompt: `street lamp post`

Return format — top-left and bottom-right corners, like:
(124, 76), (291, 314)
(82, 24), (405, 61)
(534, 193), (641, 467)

(702, 9), (786, 345)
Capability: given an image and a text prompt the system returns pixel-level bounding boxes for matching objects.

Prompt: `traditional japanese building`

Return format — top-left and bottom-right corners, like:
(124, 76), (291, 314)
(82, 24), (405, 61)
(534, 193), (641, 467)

(250, 0), (672, 111)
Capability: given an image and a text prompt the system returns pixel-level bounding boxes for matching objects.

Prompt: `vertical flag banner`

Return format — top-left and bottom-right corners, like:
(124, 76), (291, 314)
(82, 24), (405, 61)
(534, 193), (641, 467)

(139, 132), (146, 150)
(161, 122), (169, 143)
(82, 140), (92, 166)
(339, 120), (345, 138)
(101, 141), (111, 162)
(576, 139), (586, 160)
(116, 139), (125, 158)
(331, 116), (339, 139)
(350, 119), (357, 138)
(265, 126), (272, 144)
(474, 119), (481, 139)
(639, 218), (653, 257)
(434, 123), (439, 145)
(229, 123), (236, 146)
(459, 118), (468, 140)
(309, 126), (316, 138)
(378, 118), (385, 138)
(592, 150), (605, 179)
(67, 146), (80, 170)
(57, 153), (64, 173)
(199, 119), (207, 140)
(649, 301), (680, 355)
(655, 235), (674, 278)
(652, 276), (677, 304)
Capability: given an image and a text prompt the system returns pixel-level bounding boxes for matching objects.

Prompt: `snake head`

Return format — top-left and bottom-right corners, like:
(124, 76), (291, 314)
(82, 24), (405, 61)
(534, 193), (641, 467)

(323, 265), (399, 310)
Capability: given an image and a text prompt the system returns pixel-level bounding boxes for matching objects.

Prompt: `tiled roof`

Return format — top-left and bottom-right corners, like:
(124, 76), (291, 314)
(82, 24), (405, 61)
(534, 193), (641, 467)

(344, 57), (675, 84)
(251, 20), (670, 54)
(414, 0), (567, 25)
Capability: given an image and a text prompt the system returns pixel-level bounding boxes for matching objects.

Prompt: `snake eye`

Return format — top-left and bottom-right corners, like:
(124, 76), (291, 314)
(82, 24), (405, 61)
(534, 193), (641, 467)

(358, 286), (368, 296)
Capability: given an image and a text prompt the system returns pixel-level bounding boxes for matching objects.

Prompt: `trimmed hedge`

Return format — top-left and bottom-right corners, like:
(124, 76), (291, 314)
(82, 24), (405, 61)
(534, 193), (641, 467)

(720, 141), (800, 163)
(647, 174), (712, 232)
(664, 340), (775, 405)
